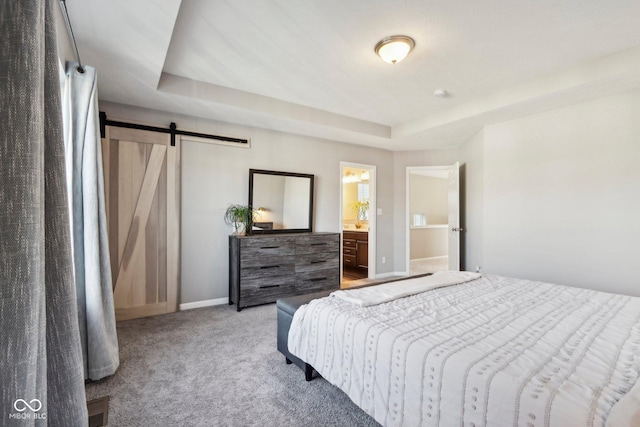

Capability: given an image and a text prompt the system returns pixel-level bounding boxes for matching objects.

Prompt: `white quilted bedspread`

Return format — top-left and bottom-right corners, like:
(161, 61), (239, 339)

(287, 275), (640, 426)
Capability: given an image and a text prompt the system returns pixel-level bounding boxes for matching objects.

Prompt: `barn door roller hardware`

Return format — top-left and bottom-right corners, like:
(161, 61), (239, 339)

(99, 112), (249, 147)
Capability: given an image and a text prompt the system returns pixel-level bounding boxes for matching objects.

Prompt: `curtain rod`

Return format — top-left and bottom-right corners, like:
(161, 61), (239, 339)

(58, 0), (85, 73)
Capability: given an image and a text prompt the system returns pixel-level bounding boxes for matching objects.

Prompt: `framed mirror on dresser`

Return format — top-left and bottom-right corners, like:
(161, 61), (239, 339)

(248, 169), (314, 234)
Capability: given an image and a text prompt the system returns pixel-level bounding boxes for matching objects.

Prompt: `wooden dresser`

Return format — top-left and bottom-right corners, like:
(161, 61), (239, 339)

(229, 233), (340, 311)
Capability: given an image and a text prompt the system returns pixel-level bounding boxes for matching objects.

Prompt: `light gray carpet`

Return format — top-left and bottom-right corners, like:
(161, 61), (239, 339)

(410, 257), (448, 275)
(85, 303), (379, 427)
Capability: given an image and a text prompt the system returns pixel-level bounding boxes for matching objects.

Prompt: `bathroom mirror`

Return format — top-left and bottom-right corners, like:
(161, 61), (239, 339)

(248, 169), (314, 234)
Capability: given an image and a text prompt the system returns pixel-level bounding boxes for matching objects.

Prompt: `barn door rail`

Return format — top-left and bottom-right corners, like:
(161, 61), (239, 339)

(99, 112), (250, 147)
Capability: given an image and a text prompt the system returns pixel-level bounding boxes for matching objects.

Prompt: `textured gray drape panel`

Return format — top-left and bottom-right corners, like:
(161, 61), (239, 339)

(0, 0), (88, 425)
(63, 62), (119, 381)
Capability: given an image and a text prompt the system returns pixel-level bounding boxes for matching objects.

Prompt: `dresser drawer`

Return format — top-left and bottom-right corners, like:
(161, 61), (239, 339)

(240, 253), (294, 268)
(296, 234), (339, 254)
(240, 288), (296, 307)
(295, 269), (340, 292)
(240, 276), (296, 306)
(240, 256), (295, 279)
(240, 237), (295, 258)
(295, 252), (339, 273)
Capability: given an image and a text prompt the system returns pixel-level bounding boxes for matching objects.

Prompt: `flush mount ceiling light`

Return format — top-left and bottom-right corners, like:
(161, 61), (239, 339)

(375, 35), (415, 64)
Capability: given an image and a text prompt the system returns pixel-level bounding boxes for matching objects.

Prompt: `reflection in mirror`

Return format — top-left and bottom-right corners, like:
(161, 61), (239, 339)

(249, 169), (314, 234)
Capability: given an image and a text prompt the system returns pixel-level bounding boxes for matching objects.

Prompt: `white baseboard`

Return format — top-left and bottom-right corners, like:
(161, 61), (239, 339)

(375, 271), (410, 279)
(179, 297), (229, 311)
(411, 255), (448, 261)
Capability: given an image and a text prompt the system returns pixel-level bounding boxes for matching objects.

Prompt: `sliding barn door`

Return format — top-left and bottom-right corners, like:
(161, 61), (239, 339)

(101, 126), (180, 321)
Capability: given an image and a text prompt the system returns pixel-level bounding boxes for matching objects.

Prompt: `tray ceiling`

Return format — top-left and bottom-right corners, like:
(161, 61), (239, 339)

(67, 0), (640, 150)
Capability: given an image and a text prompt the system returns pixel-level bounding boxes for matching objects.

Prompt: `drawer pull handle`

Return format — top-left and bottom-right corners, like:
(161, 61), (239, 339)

(259, 284), (280, 289)
(260, 246), (279, 249)
(310, 243), (326, 246)
(310, 260), (326, 264)
(259, 265), (280, 270)
(309, 277), (327, 282)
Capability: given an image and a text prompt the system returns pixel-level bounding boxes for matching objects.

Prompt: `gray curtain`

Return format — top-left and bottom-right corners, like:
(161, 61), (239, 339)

(63, 62), (119, 381)
(0, 0), (88, 425)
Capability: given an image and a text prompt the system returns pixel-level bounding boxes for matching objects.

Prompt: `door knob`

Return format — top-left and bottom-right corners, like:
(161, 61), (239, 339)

(452, 227), (464, 232)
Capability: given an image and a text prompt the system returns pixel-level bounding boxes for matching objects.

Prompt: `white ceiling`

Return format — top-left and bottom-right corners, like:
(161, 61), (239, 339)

(68, 0), (640, 151)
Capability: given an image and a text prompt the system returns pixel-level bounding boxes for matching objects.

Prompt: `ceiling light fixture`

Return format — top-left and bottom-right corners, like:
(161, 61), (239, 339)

(375, 35), (415, 64)
(342, 173), (362, 184)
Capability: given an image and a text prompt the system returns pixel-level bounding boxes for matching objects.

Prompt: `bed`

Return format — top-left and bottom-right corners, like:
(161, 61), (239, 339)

(282, 272), (640, 426)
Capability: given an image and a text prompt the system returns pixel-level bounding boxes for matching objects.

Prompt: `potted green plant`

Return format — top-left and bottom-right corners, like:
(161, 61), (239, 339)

(224, 204), (257, 236)
(352, 199), (370, 229)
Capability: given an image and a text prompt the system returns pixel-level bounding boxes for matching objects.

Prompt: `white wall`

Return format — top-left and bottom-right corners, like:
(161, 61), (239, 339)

(410, 228), (448, 259)
(483, 90), (640, 296)
(409, 175), (448, 224)
(99, 102), (395, 304)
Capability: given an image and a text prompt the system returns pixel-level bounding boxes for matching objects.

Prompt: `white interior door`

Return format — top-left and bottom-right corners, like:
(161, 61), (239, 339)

(447, 162), (461, 271)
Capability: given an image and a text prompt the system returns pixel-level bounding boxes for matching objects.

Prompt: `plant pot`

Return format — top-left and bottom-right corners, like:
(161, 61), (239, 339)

(233, 222), (247, 236)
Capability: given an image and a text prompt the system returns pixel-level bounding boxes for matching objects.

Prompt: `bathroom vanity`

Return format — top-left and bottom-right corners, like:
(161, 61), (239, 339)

(342, 230), (368, 277)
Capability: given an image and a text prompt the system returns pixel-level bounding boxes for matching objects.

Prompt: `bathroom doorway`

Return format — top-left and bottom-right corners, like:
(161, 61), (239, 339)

(339, 162), (376, 285)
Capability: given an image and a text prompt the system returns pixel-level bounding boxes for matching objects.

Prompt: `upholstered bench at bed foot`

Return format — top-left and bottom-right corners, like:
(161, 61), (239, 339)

(277, 291), (332, 381)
